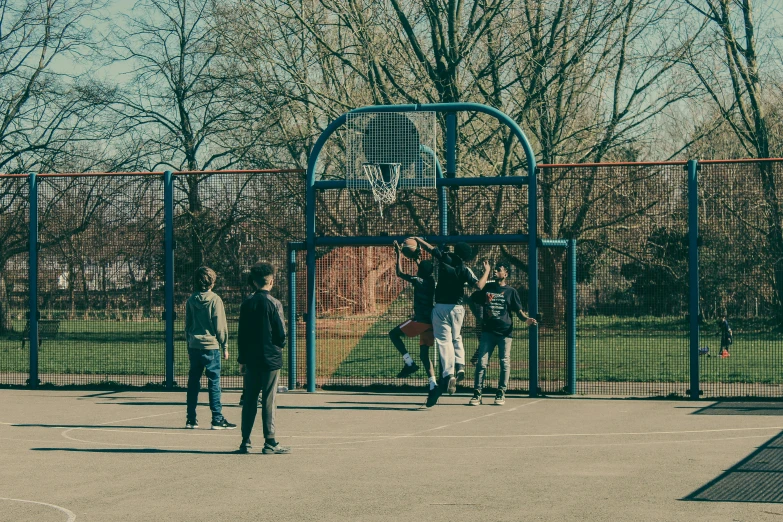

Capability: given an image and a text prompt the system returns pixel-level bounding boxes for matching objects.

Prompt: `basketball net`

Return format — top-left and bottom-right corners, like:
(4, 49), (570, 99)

(362, 162), (400, 215)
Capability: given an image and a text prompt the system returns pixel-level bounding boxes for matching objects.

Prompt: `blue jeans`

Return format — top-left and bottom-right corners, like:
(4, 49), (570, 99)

(186, 349), (223, 422)
(473, 332), (512, 391)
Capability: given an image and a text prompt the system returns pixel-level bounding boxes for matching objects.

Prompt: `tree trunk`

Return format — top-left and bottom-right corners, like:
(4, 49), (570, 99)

(68, 262), (76, 320)
(187, 175), (203, 269)
(757, 161), (783, 320)
(102, 264), (109, 310)
(540, 248), (565, 328)
(80, 260), (89, 318)
(0, 266), (12, 333)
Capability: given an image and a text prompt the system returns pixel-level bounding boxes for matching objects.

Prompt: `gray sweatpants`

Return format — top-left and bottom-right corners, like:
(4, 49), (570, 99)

(432, 303), (466, 378)
(474, 332), (512, 391)
(241, 368), (279, 441)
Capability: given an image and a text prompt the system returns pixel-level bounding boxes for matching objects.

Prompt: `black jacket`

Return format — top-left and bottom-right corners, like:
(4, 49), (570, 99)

(237, 290), (286, 370)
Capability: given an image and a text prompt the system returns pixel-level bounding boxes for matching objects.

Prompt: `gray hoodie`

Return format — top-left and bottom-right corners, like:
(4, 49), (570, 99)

(185, 291), (228, 350)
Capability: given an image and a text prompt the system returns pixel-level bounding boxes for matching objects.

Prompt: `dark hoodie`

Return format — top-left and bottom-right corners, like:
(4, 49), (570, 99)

(237, 290), (286, 370)
(185, 291), (228, 350)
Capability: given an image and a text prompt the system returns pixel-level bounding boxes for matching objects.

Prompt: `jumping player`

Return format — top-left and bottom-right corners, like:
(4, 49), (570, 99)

(469, 262), (536, 406)
(414, 238), (490, 407)
(388, 241), (437, 390)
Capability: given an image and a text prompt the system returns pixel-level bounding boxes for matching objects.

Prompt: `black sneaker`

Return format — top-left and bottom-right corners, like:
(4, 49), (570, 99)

(446, 375), (457, 395)
(185, 419), (198, 429)
(425, 386), (442, 408)
(397, 362), (420, 378)
(455, 364), (465, 382)
(262, 442), (292, 454)
(468, 390), (482, 406)
(238, 439), (252, 454)
(211, 418), (237, 430)
(494, 389), (506, 406)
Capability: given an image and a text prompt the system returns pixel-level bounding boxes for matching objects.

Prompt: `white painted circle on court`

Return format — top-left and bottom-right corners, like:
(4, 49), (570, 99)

(0, 497), (76, 521)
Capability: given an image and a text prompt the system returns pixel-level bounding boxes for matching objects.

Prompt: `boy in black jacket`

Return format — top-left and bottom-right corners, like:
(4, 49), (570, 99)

(237, 261), (290, 454)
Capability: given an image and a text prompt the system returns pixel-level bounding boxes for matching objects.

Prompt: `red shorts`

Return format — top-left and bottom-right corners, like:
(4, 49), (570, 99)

(398, 319), (434, 347)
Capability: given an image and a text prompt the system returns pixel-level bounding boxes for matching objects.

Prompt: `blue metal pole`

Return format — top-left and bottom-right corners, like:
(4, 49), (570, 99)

(566, 240), (577, 395)
(314, 176), (528, 190)
(306, 103), (538, 393)
(306, 115), (347, 392)
(28, 172), (38, 388)
(315, 234), (529, 247)
(163, 170), (175, 389)
(529, 169), (539, 399)
(287, 244), (297, 390)
(687, 159), (700, 400)
(446, 113), (457, 178)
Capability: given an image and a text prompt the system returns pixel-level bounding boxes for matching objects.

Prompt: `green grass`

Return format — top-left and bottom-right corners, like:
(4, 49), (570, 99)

(1, 316), (782, 386)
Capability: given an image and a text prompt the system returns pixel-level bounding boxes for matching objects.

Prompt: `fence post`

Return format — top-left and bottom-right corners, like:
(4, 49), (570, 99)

(529, 168), (539, 398)
(163, 170), (175, 389)
(28, 172), (39, 388)
(566, 239), (577, 395)
(687, 159), (700, 400)
(287, 243), (297, 390)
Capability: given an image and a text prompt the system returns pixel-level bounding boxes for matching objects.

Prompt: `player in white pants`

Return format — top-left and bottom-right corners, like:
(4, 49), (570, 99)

(415, 238), (489, 407)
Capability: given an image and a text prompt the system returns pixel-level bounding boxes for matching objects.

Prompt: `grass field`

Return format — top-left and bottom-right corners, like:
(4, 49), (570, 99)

(2, 315), (783, 388)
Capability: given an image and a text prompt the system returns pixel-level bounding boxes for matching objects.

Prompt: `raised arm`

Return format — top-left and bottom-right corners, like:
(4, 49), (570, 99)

(393, 241), (405, 278)
(475, 259), (491, 290)
(415, 237), (435, 253)
(393, 240), (416, 283)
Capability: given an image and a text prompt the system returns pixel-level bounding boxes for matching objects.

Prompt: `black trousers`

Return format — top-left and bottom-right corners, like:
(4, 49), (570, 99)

(241, 368), (279, 441)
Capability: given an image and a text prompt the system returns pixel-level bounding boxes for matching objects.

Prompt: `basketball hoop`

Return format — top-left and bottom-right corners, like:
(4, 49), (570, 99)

(363, 162), (400, 213)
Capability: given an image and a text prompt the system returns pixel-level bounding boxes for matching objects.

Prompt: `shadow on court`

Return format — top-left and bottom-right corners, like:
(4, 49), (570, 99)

(31, 447), (234, 455)
(691, 401), (783, 416)
(277, 404), (423, 411)
(683, 431), (783, 503)
(13, 424), (187, 430)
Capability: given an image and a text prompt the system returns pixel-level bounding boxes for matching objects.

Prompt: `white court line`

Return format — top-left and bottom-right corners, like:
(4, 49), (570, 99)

(61, 411), (181, 446)
(434, 433), (776, 450)
(0, 497), (76, 521)
(282, 399), (546, 447)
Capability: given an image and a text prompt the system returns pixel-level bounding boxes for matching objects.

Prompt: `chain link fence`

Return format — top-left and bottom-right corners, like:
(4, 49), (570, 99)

(1, 160), (783, 397)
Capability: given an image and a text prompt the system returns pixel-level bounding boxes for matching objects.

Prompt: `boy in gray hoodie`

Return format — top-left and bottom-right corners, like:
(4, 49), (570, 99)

(185, 266), (236, 430)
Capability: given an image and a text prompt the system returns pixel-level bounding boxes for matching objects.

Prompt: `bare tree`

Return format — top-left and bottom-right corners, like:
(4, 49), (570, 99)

(0, 0), (107, 333)
(685, 0), (783, 317)
(106, 0), (259, 267)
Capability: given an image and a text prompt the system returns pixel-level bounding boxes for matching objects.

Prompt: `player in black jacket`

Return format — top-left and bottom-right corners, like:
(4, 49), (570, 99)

(237, 261), (290, 454)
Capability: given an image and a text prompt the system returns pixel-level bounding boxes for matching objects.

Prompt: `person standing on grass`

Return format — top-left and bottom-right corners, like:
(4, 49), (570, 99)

(388, 241), (437, 390)
(185, 266), (236, 430)
(468, 262), (536, 406)
(718, 316), (733, 358)
(414, 238), (490, 407)
(237, 261), (290, 454)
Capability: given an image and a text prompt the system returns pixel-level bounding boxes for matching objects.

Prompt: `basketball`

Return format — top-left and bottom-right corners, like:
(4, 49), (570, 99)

(401, 237), (420, 259)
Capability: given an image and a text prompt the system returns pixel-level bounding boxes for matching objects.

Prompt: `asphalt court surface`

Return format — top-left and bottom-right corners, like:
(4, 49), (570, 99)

(3, 389), (783, 521)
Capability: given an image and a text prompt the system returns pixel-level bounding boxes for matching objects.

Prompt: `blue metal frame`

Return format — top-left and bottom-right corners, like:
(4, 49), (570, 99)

(566, 240), (577, 395)
(287, 242), (302, 390)
(687, 160), (700, 400)
(28, 172), (39, 388)
(163, 170), (175, 388)
(305, 103), (538, 395)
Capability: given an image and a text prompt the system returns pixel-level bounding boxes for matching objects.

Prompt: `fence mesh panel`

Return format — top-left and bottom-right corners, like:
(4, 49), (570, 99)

(173, 172), (306, 389)
(0, 176), (29, 385)
(539, 164), (690, 396)
(36, 175), (165, 386)
(3, 160), (783, 398)
(699, 161), (783, 398)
